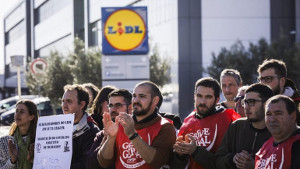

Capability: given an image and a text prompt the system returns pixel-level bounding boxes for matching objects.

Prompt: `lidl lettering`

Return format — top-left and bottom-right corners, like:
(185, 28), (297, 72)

(108, 26), (143, 34)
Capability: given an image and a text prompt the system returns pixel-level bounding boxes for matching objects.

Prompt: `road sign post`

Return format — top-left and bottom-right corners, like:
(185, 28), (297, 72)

(10, 55), (24, 100)
(31, 58), (47, 75)
(31, 58), (47, 96)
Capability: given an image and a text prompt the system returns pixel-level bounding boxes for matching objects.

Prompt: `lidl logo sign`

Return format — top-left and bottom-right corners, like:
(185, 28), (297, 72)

(102, 7), (148, 55)
(105, 9), (145, 51)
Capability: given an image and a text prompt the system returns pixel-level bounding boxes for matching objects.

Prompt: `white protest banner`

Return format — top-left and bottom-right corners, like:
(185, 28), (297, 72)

(33, 114), (74, 169)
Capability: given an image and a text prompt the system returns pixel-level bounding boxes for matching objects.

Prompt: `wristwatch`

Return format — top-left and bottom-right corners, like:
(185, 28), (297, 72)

(129, 132), (139, 140)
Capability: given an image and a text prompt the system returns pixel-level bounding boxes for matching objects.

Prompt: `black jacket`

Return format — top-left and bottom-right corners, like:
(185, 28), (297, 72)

(71, 121), (99, 169)
(214, 118), (271, 169)
(158, 112), (182, 130)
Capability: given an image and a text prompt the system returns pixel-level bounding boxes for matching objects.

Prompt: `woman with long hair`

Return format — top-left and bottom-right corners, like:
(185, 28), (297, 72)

(0, 99), (38, 169)
(82, 83), (100, 110)
(90, 86), (116, 129)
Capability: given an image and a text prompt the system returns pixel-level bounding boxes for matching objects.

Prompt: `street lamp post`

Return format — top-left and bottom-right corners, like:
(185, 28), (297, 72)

(10, 55), (24, 100)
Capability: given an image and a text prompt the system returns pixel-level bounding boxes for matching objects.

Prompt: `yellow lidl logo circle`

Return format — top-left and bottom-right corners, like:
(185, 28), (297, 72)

(104, 9), (146, 51)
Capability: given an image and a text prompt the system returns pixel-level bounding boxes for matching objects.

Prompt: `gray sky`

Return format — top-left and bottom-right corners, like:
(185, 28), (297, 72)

(0, 0), (19, 73)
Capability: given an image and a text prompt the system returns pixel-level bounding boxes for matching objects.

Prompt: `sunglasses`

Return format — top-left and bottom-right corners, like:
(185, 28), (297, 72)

(234, 96), (244, 102)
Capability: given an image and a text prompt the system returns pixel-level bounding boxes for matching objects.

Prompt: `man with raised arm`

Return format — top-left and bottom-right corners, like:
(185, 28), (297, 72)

(98, 81), (176, 169)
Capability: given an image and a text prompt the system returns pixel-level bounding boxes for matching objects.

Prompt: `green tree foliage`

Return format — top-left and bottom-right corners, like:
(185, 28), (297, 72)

(26, 38), (170, 105)
(26, 38), (102, 105)
(43, 52), (73, 105)
(68, 37), (102, 87)
(150, 46), (171, 87)
(206, 36), (300, 88)
(25, 51), (73, 105)
(26, 58), (47, 96)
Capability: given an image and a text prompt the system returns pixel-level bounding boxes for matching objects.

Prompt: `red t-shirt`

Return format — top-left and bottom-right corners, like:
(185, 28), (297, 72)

(115, 118), (170, 169)
(179, 109), (240, 169)
(255, 134), (300, 169)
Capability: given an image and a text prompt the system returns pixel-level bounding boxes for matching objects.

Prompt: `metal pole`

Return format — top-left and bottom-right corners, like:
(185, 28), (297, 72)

(10, 55), (24, 100)
(17, 66), (21, 100)
(84, 0), (90, 52)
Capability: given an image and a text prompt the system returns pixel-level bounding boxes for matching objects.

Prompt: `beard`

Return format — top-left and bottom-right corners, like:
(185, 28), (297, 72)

(133, 100), (152, 116)
(110, 111), (118, 122)
(247, 117), (261, 123)
(273, 84), (281, 95)
(195, 100), (217, 117)
(246, 108), (265, 123)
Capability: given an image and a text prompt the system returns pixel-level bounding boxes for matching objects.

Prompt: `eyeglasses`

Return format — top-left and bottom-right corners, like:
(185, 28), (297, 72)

(257, 76), (281, 83)
(241, 99), (264, 107)
(234, 95), (244, 102)
(107, 103), (127, 109)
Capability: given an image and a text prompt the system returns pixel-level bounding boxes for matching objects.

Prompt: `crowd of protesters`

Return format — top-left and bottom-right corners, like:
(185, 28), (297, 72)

(0, 58), (299, 169)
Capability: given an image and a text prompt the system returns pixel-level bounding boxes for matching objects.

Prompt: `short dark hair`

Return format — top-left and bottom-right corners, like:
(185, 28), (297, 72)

(91, 85), (117, 115)
(266, 95), (299, 115)
(109, 89), (132, 105)
(135, 81), (161, 99)
(257, 59), (287, 78)
(195, 77), (221, 99)
(64, 84), (89, 112)
(220, 69), (243, 85)
(135, 81), (161, 108)
(245, 83), (274, 102)
(157, 91), (164, 109)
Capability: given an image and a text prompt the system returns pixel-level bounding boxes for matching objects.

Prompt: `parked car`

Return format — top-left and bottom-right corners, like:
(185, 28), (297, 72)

(0, 95), (39, 115)
(0, 97), (62, 125)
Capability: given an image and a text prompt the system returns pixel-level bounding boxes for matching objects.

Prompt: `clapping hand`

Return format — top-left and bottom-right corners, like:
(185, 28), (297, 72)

(117, 112), (136, 137)
(8, 139), (17, 164)
(103, 112), (119, 137)
(233, 150), (254, 169)
(27, 143), (34, 163)
(173, 135), (196, 155)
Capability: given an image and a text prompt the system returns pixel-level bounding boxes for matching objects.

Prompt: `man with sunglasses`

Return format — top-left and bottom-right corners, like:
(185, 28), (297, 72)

(234, 85), (249, 117)
(213, 83), (273, 169)
(86, 88), (132, 169)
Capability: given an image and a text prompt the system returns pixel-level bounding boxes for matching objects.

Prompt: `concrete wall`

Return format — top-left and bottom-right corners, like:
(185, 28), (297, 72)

(270, 0), (295, 45)
(202, 0), (271, 71)
(4, 1), (27, 67)
(34, 3), (73, 51)
(177, 0), (202, 118)
(296, 0), (300, 42)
